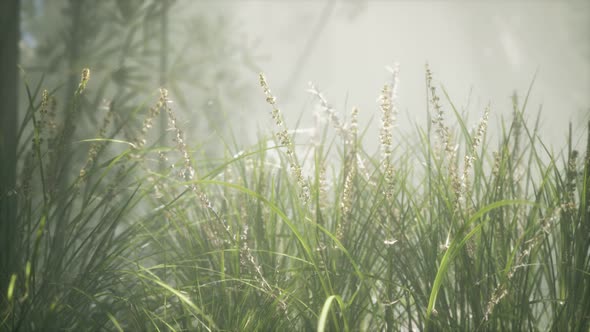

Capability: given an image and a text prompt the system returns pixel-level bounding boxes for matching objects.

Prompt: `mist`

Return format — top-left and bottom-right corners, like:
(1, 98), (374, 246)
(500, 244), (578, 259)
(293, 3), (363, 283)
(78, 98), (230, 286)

(2, 1), (589, 330)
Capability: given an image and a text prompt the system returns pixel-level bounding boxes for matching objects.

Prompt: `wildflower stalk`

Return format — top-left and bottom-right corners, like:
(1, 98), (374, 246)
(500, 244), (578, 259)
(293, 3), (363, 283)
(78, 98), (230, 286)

(259, 73), (310, 204)
(380, 64), (399, 200)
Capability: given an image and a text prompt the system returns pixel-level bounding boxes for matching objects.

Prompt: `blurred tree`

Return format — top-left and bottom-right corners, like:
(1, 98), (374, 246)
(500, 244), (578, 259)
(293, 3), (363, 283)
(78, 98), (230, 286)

(0, 0), (20, 300)
(19, 1), (258, 158)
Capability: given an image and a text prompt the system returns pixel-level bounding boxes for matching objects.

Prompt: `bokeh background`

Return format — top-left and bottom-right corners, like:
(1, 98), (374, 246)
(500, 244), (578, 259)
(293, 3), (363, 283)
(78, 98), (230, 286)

(234, 0), (589, 150)
(15, 0), (590, 152)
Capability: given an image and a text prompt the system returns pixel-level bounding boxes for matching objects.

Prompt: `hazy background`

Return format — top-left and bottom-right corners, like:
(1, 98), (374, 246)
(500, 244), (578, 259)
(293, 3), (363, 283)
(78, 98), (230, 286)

(19, 0), (590, 153)
(232, 1), (589, 150)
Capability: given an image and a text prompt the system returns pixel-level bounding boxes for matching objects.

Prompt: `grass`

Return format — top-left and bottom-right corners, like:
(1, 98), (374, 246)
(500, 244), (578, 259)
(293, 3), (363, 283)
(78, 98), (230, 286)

(1, 66), (589, 331)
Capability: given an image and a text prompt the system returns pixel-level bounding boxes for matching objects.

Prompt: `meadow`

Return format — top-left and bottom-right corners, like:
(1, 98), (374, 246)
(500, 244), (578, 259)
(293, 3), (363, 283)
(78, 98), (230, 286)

(1, 65), (589, 331)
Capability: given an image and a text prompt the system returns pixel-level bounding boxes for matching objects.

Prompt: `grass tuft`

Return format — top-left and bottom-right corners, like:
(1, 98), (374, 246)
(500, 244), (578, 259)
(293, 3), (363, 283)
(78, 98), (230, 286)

(2, 66), (589, 331)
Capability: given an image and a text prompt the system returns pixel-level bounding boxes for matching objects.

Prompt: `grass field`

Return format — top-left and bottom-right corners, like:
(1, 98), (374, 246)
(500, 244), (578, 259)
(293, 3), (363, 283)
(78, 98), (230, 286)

(1, 66), (589, 331)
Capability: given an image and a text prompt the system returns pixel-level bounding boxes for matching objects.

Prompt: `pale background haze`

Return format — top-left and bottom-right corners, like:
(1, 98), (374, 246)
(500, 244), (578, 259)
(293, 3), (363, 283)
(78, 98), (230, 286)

(227, 1), (589, 151)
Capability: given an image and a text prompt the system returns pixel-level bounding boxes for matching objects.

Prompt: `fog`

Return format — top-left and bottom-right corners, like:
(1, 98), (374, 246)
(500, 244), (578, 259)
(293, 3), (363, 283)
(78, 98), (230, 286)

(231, 1), (589, 150)
(3, 2), (589, 329)
(18, 1), (590, 151)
